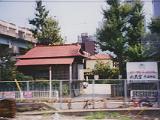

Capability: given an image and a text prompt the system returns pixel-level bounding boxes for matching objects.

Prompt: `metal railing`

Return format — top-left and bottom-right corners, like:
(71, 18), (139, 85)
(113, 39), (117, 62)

(0, 91), (58, 99)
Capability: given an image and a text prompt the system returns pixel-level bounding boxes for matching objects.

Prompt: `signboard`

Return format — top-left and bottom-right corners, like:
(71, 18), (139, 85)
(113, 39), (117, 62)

(130, 90), (158, 101)
(23, 91), (32, 98)
(127, 62), (158, 81)
(0, 92), (16, 99)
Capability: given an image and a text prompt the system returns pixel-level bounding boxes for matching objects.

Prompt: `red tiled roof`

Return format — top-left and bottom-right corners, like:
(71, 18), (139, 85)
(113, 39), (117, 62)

(15, 58), (74, 66)
(18, 44), (83, 59)
(88, 54), (112, 60)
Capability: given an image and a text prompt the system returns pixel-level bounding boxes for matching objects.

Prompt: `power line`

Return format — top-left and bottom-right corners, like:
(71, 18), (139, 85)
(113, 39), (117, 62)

(0, 0), (104, 3)
(1, 0), (160, 3)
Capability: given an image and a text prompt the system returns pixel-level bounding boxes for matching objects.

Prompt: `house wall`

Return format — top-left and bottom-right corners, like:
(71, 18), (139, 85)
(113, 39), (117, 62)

(18, 64), (80, 80)
(77, 64), (84, 80)
(86, 59), (113, 70)
(72, 63), (78, 80)
(52, 65), (70, 80)
(18, 65), (50, 80)
(83, 84), (111, 96)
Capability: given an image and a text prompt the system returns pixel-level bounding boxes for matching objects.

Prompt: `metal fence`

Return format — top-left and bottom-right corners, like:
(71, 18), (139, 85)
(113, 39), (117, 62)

(0, 79), (159, 109)
(0, 80), (79, 99)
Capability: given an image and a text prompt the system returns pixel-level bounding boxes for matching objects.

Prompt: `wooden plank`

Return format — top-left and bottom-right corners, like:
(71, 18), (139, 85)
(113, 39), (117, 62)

(0, 99), (16, 118)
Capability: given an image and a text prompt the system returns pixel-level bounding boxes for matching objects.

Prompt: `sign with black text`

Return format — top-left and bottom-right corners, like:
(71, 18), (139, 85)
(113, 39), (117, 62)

(127, 62), (158, 81)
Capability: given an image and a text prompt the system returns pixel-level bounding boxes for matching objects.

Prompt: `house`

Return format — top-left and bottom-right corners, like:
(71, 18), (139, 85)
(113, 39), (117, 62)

(15, 44), (87, 97)
(16, 44), (86, 80)
(86, 54), (113, 70)
(84, 54), (113, 79)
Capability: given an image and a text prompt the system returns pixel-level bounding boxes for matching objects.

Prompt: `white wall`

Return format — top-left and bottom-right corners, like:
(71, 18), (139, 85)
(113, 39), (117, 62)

(78, 64), (84, 80)
(83, 84), (111, 95)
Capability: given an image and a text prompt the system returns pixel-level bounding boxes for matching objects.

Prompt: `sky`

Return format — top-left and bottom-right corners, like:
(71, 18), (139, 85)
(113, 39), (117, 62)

(0, 0), (105, 43)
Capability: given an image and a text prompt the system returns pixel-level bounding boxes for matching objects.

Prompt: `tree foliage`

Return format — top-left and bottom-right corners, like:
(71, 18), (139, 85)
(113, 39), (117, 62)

(97, 0), (145, 77)
(143, 17), (160, 60)
(0, 48), (32, 81)
(92, 61), (119, 79)
(127, 1), (144, 45)
(29, 0), (63, 45)
(35, 17), (63, 45)
(127, 43), (147, 61)
(149, 17), (160, 34)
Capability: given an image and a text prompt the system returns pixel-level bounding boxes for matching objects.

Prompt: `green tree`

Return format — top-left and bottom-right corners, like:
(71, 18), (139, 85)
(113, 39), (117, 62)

(127, 44), (147, 61)
(29, 0), (49, 38)
(97, 0), (144, 78)
(0, 52), (14, 80)
(92, 61), (119, 79)
(126, 1), (146, 62)
(40, 17), (63, 44)
(0, 47), (32, 81)
(127, 1), (144, 45)
(143, 17), (160, 60)
(149, 17), (160, 34)
(29, 0), (63, 45)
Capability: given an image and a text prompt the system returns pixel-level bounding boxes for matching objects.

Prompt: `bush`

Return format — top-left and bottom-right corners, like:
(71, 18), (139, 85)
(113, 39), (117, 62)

(119, 116), (132, 120)
(16, 72), (33, 81)
(106, 112), (120, 119)
(62, 84), (69, 96)
(85, 112), (133, 120)
(85, 112), (106, 120)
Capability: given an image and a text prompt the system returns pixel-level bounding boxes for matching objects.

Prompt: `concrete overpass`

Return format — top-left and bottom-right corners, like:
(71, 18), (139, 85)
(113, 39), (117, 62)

(0, 20), (36, 55)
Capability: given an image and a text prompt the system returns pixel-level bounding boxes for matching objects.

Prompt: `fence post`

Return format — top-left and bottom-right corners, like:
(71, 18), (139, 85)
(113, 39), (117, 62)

(27, 81), (30, 91)
(92, 79), (95, 109)
(157, 80), (160, 107)
(69, 64), (72, 98)
(59, 80), (63, 109)
(124, 79), (128, 106)
(49, 66), (52, 98)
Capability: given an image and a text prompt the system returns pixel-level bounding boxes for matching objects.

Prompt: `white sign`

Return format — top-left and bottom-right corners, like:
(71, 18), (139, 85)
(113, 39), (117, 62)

(130, 90), (157, 101)
(23, 91), (32, 98)
(127, 62), (158, 80)
(0, 92), (16, 99)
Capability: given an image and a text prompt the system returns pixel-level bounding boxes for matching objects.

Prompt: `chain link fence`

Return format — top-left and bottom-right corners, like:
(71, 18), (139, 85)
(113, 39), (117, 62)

(0, 79), (159, 109)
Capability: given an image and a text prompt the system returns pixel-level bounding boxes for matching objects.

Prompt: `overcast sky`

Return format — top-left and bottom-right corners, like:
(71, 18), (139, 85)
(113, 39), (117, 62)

(0, 0), (105, 43)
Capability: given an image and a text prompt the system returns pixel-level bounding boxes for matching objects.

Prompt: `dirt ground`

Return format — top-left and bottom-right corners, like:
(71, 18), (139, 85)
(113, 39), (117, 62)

(6, 111), (160, 120)
(2, 114), (117, 120)
(1, 101), (160, 120)
(8, 113), (159, 120)
(11, 114), (85, 120)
